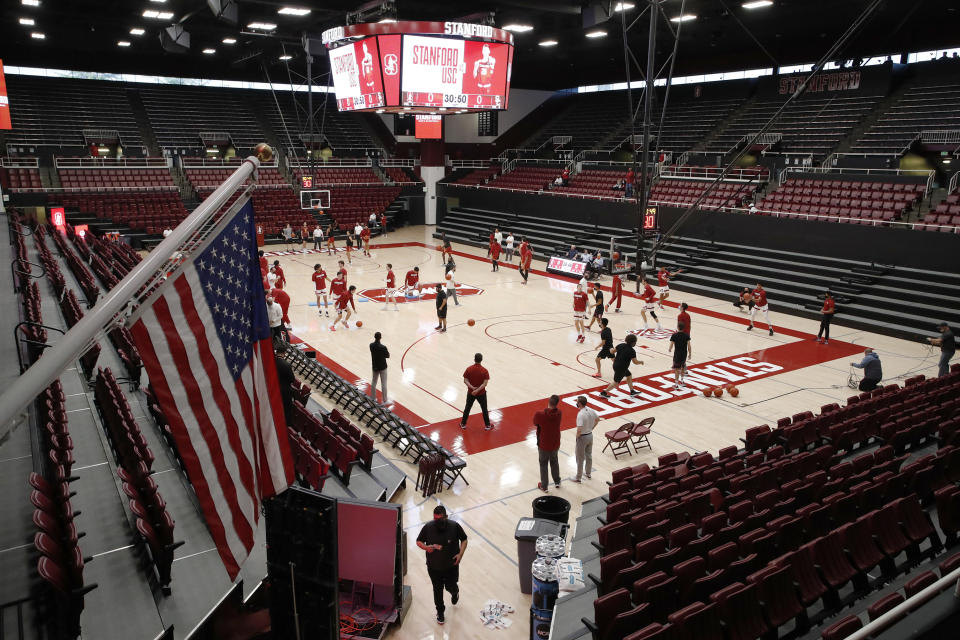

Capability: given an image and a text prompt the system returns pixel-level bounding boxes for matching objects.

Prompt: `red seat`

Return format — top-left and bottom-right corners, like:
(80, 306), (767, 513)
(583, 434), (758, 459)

(821, 614), (862, 640)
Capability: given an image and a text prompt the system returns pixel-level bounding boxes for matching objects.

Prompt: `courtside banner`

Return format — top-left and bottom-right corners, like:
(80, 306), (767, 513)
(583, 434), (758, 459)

(0, 60), (12, 130)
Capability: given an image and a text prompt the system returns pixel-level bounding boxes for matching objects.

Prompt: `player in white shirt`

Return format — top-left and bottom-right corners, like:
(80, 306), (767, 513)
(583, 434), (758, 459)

(505, 233), (515, 263)
(312, 225), (323, 251)
(266, 266), (278, 289)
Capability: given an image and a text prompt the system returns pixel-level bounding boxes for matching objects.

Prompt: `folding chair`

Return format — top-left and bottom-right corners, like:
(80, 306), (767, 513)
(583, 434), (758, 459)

(631, 417), (655, 452)
(603, 423), (635, 459)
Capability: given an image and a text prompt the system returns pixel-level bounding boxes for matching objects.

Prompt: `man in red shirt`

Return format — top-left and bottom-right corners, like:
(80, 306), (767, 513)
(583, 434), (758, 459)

(331, 285), (357, 331)
(379, 213), (387, 236)
(337, 260), (347, 281)
(534, 395), (563, 492)
(312, 264), (329, 317)
(272, 260), (287, 289)
(460, 353), (491, 431)
(560, 168), (570, 186)
(677, 302), (691, 335)
(329, 269), (347, 304)
(326, 222), (337, 255)
(384, 263), (399, 310)
(657, 266), (683, 309)
(405, 266), (422, 297)
(487, 230), (495, 258)
(519, 238), (532, 284)
(747, 282), (774, 336)
(361, 224), (371, 257)
(270, 287), (291, 327)
(490, 240), (501, 272)
(573, 284), (589, 343)
(625, 168), (635, 198)
(258, 250), (268, 277)
(607, 273), (623, 313)
(817, 291), (835, 344)
(640, 278), (661, 330)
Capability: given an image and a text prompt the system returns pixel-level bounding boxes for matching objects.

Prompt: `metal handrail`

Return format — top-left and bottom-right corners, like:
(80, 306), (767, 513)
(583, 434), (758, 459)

(55, 157), (168, 168)
(844, 567), (960, 640)
(948, 171), (959, 195)
(730, 205), (958, 231)
(782, 166), (934, 179)
(11, 259), (46, 293)
(285, 157), (373, 168)
(0, 157), (40, 168)
(0, 156), (262, 429)
(920, 129), (960, 144)
(13, 186), (179, 194)
(899, 131), (922, 156)
(182, 158), (278, 168)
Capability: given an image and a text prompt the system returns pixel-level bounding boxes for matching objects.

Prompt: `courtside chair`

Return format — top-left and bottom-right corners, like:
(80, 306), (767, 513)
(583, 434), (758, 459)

(603, 423), (635, 459)
(630, 417), (655, 452)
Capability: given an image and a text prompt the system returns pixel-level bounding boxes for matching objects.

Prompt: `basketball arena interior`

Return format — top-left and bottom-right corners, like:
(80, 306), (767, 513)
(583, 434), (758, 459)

(2, 1), (960, 639)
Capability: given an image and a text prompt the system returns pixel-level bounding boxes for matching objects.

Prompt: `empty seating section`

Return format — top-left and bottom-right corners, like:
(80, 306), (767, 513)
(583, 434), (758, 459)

(925, 191), (960, 230)
(1, 165), (43, 192)
(527, 93), (626, 151)
(256, 93), (374, 152)
(758, 177), (927, 224)
(49, 192), (188, 235)
(488, 165), (561, 191)
(384, 167), (420, 183)
(288, 403), (375, 487)
(605, 98), (745, 153)
(552, 168), (622, 197)
(703, 94), (881, 159)
(94, 368), (183, 593)
(294, 167), (383, 184)
(579, 371), (960, 640)
(325, 187), (401, 227)
(651, 179), (759, 211)
(4, 76), (143, 151)
(454, 166), (501, 185)
(58, 168), (175, 191)
(185, 166), (288, 188)
(139, 85), (264, 151)
(852, 82), (960, 154)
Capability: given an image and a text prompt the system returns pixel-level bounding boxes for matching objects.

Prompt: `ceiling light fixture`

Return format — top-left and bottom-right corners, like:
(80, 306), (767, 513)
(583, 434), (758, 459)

(30, 32), (45, 39)
(117, 41), (131, 47)
(671, 14), (697, 22)
(202, 48), (216, 54)
(503, 24), (534, 33)
(21, 0), (40, 6)
(19, 17), (35, 25)
(742, 0), (774, 7)
(539, 39), (558, 47)
(586, 30), (607, 38)
(247, 22), (277, 31)
(614, 2), (635, 11)
(279, 54), (292, 60)
(222, 37), (236, 44)
(143, 10), (174, 19)
(130, 28), (145, 35)
(149, 0), (168, 3)
(278, 7), (310, 16)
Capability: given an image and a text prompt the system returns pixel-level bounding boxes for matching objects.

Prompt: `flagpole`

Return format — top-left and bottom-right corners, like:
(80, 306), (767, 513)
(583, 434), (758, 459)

(0, 156), (262, 430)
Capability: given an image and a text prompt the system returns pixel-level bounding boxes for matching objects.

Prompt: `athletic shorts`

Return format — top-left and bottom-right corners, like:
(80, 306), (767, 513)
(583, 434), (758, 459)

(593, 306), (604, 318)
(613, 367), (630, 383)
(385, 288), (396, 298)
(597, 348), (614, 360)
(659, 286), (670, 296)
(327, 238), (335, 244)
(672, 355), (686, 370)
(754, 304), (769, 313)
(574, 311), (586, 320)
(643, 302), (656, 312)
(437, 309), (447, 319)
(315, 290), (325, 296)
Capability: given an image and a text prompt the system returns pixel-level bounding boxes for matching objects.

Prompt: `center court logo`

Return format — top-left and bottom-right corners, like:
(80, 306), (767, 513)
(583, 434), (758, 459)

(359, 283), (483, 303)
(627, 327), (676, 340)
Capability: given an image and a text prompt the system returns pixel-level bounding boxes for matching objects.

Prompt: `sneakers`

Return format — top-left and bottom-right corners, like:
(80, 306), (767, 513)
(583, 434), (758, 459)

(599, 391), (610, 398)
(823, 340), (829, 344)
(816, 337), (822, 343)
(614, 308), (622, 313)
(584, 474), (591, 480)
(329, 325), (336, 331)
(554, 482), (560, 489)
(769, 328), (774, 336)
(629, 389), (640, 396)
(435, 325), (442, 330)
(746, 325), (753, 331)
(451, 591), (459, 605)
(459, 423), (467, 430)
(592, 373), (602, 378)
(572, 477), (582, 483)
(484, 424), (492, 431)
(538, 482), (548, 492)
(437, 613), (445, 625)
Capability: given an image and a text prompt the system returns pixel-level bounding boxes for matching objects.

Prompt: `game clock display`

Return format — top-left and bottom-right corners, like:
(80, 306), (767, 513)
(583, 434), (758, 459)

(643, 205), (659, 232)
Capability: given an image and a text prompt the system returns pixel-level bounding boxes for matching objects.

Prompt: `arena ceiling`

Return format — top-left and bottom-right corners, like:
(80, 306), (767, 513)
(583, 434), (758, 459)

(2, 0), (958, 90)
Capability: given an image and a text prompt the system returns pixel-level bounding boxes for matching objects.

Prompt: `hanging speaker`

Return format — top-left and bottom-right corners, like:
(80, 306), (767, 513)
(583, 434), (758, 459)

(207, 0), (238, 25)
(160, 25), (190, 54)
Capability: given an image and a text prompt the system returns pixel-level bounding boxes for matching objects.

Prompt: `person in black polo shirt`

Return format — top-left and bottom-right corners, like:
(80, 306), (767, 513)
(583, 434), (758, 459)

(417, 505), (468, 625)
(600, 333), (643, 397)
(435, 284), (448, 333)
(369, 332), (390, 404)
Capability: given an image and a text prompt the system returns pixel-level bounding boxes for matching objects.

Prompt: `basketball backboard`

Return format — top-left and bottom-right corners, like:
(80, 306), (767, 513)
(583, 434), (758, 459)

(299, 189), (331, 210)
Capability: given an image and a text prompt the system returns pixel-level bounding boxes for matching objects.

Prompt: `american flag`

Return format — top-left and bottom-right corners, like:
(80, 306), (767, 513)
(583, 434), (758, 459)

(130, 200), (293, 579)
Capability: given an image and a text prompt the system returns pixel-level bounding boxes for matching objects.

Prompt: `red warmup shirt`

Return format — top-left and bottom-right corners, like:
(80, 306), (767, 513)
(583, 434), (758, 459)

(312, 270), (327, 291)
(386, 270), (396, 288)
(463, 363), (490, 396)
(573, 290), (589, 312)
(405, 270), (419, 287)
(361, 228), (370, 242)
(677, 311), (691, 334)
(491, 242), (502, 260)
(658, 270), (670, 287)
(270, 288), (291, 324)
(561, 169), (569, 180)
(336, 290), (355, 311)
(273, 266), (286, 289)
(753, 288), (768, 307)
(612, 274), (623, 294)
(329, 275), (346, 297)
(259, 256), (268, 277)
(534, 407), (563, 451)
(642, 284), (657, 303)
(521, 243), (532, 267)
(821, 298), (835, 314)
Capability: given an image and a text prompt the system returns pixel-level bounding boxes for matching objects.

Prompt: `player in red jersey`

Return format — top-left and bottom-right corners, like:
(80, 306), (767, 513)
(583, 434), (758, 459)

(656, 266), (683, 309)
(331, 285), (357, 331)
(817, 291), (835, 344)
(747, 282), (774, 336)
(326, 222), (337, 255)
(573, 284), (589, 343)
(270, 287), (291, 328)
(329, 269), (347, 305)
(384, 263), (399, 311)
(606, 273), (623, 313)
(258, 250), (268, 277)
(518, 238), (532, 284)
(405, 266), (422, 298)
(361, 224), (371, 257)
(640, 278), (662, 330)
(487, 229), (495, 258)
(312, 263), (329, 317)
(473, 44), (496, 92)
(677, 302), (691, 335)
(271, 260), (287, 289)
(336, 260), (347, 280)
(360, 41), (375, 91)
(490, 240), (501, 272)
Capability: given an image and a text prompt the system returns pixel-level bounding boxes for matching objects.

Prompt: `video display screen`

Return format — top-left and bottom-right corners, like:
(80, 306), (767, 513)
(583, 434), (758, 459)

(328, 38), (385, 111)
(400, 36), (510, 110)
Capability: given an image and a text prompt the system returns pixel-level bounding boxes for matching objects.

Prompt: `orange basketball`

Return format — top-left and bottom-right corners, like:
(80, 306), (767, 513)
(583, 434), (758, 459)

(703, 388), (712, 397)
(467, 318), (476, 326)
(356, 320), (363, 328)
(729, 387), (740, 397)
(713, 387), (724, 397)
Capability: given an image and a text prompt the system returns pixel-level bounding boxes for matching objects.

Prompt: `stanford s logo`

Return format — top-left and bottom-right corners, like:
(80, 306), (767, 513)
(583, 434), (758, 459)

(383, 54), (399, 76)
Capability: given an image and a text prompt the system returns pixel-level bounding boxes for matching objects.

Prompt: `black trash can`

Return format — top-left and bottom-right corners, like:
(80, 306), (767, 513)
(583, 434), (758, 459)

(532, 495), (571, 525)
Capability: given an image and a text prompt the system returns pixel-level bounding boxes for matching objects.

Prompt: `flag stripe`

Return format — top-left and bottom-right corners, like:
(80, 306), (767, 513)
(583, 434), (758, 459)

(252, 339), (295, 495)
(144, 295), (255, 563)
(130, 313), (242, 578)
(176, 271), (260, 509)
